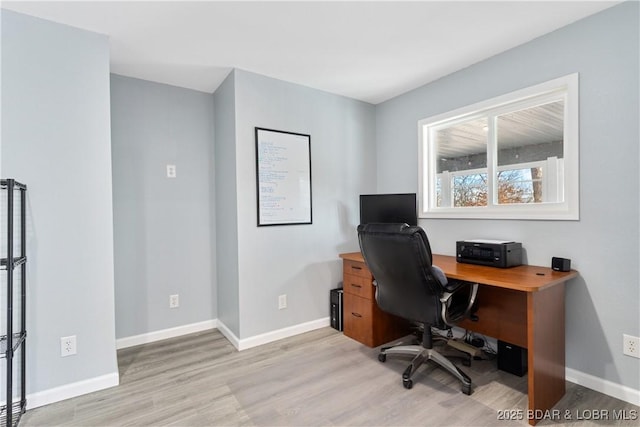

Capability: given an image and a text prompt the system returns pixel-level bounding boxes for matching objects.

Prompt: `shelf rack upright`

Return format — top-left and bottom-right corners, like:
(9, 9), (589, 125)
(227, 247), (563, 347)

(0, 179), (27, 426)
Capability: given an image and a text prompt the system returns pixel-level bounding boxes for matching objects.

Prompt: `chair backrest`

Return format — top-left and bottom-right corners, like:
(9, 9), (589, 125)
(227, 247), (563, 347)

(357, 223), (444, 327)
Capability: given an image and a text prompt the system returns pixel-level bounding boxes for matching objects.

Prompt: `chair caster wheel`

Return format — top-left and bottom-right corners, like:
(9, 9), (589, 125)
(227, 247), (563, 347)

(378, 353), (387, 363)
(403, 379), (413, 389)
(462, 384), (471, 395)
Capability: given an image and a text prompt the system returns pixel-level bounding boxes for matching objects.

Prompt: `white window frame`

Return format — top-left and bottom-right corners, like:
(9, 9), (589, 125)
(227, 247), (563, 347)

(496, 158), (562, 204)
(418, 73), (579, 220)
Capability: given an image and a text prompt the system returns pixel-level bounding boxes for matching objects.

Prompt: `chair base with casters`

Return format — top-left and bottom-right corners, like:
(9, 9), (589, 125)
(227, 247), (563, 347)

(378, 325), (472, 395)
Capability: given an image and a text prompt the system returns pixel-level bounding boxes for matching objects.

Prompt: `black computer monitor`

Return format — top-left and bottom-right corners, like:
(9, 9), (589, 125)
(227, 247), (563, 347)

(359, 193), (417, 226)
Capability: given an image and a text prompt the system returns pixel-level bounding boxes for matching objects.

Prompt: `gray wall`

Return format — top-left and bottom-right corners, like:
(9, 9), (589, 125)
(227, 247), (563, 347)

(232, 70), (377, 338)
(110, 75), (216, 339)
(375, 2), (639, 391)
(213, 72), (240, 335)
(1, 10), (118, 394)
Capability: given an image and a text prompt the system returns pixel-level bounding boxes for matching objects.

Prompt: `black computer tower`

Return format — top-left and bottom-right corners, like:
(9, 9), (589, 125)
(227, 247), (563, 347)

(498, 340), (528, 376)
(330, 288), (343, 331)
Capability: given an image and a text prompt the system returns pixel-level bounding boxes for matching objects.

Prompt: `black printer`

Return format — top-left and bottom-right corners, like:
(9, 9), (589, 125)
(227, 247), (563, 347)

(456, 240), (522, 268)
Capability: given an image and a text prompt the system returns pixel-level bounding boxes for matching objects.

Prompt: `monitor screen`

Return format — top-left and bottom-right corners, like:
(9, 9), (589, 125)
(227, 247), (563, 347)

(359, 193), (417, 226)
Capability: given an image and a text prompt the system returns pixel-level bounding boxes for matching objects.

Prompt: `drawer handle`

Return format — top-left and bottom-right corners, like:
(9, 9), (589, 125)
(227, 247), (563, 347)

(351, 312), (362, 318)
(350, 283), (362, 288)
(351, 266), (362, 270)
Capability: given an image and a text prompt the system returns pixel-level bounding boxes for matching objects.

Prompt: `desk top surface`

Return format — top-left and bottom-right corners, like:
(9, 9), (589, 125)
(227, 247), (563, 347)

(339, 252), (578, 293)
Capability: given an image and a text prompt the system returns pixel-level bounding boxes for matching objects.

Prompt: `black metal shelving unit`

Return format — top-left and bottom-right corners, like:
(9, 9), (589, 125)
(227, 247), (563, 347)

(0, 179), (27, 427)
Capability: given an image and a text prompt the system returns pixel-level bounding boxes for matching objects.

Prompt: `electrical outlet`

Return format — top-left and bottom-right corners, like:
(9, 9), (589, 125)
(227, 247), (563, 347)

(166, 164), (176, 178)
(169, 294), (179, 308)
(623, 334), (640, 358)
(60, 335), (77, 357)
(278, 294), (287, 310)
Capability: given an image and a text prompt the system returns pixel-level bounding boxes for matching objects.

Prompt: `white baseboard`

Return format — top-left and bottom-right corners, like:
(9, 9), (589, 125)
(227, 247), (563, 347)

(218, 317), (330, 351)
(216, 320), (240, 349)
(27, 372), (119, 410)
(116, 319), (218, 349)
(566, 367), (640, 406)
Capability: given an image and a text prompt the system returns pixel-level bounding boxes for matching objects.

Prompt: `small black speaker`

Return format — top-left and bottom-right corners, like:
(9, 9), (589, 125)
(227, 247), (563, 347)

(330, 288), (343, 331)
(552, 257), (571, 272)
(498, 340), (527, 376)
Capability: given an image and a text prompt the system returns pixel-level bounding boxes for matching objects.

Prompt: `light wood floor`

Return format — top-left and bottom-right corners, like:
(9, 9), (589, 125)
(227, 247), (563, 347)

(22, 328), (638, 426)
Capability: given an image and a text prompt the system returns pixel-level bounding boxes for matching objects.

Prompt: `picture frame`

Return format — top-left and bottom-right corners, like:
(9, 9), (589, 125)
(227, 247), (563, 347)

(255, 127), (312, 226)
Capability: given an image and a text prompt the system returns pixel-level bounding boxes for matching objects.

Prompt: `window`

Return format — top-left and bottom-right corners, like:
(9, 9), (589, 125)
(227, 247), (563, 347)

(419, 74), (579, 220)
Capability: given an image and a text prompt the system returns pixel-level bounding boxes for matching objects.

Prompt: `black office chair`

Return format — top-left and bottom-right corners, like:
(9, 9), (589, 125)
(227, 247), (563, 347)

(357, 223), (478, 394)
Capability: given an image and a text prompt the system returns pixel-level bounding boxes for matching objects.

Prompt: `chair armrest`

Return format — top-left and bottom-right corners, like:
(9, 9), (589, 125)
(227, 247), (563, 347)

(443, 279), (467, 293)
(431, 265), (449, 286)
(440, 281), (478, 326)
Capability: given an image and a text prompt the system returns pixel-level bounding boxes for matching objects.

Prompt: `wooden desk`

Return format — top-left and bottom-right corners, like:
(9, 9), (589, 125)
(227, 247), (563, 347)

(339, 252), (578, 426)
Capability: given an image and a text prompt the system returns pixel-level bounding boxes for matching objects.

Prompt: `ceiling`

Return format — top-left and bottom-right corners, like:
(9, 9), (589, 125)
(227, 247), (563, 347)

(437, 100), (564, 158)
(1, 1), (621, 104)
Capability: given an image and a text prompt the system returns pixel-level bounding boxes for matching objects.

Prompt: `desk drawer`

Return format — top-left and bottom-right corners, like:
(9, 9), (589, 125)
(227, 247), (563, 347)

(343, 260), (372, 280)
(343, 293), (410, 348)
(343, 273), (374, 299)
(343, 293), (374, 346)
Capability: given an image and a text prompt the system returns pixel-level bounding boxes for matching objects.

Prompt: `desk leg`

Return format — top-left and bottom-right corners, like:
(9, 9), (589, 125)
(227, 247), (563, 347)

(527, 283), (566, 425)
